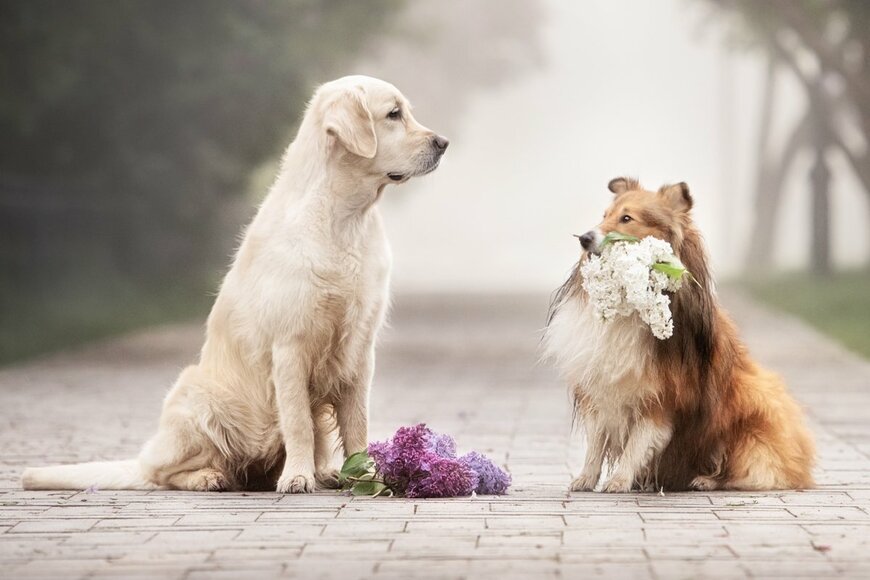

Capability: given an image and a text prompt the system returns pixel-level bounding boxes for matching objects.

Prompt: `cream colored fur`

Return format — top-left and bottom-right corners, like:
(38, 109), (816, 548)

(543, 296), (671, 493)
(22, 75), (447, 493)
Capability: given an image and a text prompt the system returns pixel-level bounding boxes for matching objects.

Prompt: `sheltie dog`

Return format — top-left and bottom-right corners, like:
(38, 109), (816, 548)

(544, 177), (815, 492)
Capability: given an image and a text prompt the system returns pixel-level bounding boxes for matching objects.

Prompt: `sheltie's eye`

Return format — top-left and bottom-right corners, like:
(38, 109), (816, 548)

(620, 214), (633, 223)
(387, 107), (402, 120)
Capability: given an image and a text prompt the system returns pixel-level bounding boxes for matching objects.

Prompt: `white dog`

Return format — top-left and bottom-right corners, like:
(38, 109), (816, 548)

(22, 75), (448, 493)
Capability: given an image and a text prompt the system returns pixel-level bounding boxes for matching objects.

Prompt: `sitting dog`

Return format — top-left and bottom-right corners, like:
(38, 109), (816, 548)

(544, 177), (815, 492)
(22, 75), (449, 493)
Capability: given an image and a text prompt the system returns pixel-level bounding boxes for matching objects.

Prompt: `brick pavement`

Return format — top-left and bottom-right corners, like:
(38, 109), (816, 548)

(1, 291), (868, 579)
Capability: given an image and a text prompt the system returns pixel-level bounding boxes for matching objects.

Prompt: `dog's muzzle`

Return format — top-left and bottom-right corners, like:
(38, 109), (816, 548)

(388, 135), (449, 182)
(578, 230), (602, 254)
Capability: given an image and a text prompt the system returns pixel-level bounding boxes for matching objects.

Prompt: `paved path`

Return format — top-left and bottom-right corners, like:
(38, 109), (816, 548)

(1, 291), (869, 579)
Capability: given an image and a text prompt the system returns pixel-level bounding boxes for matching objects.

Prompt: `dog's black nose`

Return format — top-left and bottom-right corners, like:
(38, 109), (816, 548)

(431, 135), (449, 152)
(579, 231), (595, 250)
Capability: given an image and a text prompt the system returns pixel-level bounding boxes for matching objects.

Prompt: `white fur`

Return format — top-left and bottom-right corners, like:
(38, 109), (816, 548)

(544, 292), (672, 492)
(22, 76), (447, 493)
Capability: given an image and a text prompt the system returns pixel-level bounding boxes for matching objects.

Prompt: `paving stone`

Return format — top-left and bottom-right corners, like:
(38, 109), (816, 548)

(1, 292), (869, 578)
(651, 559), (751, 579)
(63, 530), (156, 544)
(90, 564), (188, 579)
(174, 512), (262, 526)
(320, 520), (406, 537)
(9, 519), (97, 533)
(92, 517), (180, 529)
(302, 539), (392, 557)
(234, 524), (325, 543)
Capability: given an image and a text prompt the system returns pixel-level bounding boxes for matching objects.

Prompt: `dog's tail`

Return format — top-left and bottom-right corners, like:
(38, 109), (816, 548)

(21, 460), (158, 491)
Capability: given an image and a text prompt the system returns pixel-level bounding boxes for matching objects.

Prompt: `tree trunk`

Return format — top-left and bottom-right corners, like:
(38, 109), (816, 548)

(809, 81), (833, 276)
(810, 149), (831, 275)
(746, 58), (779, 271)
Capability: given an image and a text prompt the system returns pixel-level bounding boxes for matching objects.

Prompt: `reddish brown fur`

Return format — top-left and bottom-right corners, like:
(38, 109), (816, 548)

(584, 178), (814, 491)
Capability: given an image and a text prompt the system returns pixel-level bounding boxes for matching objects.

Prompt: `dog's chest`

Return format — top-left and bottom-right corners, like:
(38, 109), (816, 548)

(545, 297), (655, 411)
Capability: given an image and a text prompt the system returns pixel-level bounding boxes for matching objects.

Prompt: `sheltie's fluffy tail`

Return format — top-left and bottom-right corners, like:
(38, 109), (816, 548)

(21, 460), (158, 491)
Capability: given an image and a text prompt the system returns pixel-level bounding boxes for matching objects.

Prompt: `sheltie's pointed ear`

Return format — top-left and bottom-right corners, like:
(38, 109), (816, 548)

(323, 87), (377, 159)
(607, 177), (639, 195)
(659, 182), (693, 213)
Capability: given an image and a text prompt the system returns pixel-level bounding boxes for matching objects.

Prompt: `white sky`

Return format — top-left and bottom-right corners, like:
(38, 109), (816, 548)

(376, 0), (869, 293)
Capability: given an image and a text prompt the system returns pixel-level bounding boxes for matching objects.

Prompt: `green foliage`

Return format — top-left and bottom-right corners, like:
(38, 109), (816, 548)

(350, 479), (389, 497)
(0, 272), (212, 365)
(651, 259), (689, 282)
(0, 1), (405, 195)
(339, 451), (391, 497)
(339, 451), (374, 481)
(600, 231), (641, 246)
(744, 270), (870, 358)
(0, 0), (404, 363)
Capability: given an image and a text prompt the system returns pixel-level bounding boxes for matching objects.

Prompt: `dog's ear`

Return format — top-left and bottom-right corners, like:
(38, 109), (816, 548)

(658, 182), (693, 213)
(607, 177), (639, 195)
(323, 88), (377, 159)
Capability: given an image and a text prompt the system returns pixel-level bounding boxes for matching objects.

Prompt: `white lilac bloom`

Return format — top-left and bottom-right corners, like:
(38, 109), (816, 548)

(580, 237), (685, 340)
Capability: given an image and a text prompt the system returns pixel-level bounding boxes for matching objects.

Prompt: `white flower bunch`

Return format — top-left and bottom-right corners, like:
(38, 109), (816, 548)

(580, 234), (687, 340)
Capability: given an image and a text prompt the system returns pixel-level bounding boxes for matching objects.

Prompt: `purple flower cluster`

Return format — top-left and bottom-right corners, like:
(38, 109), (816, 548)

(367, 424), (511, 498)
(458, 451), (512, 495)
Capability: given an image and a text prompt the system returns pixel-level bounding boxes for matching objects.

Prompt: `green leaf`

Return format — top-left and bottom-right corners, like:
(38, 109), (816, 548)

(340, 452), (374, 483)
(652, 260), (687, 280)
(373, 485), (393, 498)
(601, 231), (641, 247)
(351, 480), (387, 496)
(340, 451), (370, 475)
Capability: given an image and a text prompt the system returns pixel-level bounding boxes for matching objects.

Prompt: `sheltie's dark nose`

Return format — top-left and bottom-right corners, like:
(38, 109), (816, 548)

(579, 231), (596, 250)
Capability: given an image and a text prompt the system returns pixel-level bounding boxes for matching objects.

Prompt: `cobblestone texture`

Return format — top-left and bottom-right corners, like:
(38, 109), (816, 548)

(1, 291), (868, 579)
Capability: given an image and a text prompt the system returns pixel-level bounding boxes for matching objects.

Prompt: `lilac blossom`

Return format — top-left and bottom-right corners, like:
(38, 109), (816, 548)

(405, 456), (478, 498)
(459, 451), (512, 495)
(366, 423), (511, 498)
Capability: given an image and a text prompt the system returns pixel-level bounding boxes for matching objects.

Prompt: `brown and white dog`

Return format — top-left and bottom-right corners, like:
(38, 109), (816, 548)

(544, 177), (815, 492)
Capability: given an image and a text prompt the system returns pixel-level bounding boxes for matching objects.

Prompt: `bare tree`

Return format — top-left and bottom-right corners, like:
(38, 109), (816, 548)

(706, 0), (870, 274)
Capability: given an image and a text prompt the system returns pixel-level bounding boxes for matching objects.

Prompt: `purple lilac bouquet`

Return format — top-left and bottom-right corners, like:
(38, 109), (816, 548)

(339, 424), (511, 498)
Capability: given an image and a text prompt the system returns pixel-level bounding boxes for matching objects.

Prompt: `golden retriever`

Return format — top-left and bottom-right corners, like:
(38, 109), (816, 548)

(22, 75), (449, 493)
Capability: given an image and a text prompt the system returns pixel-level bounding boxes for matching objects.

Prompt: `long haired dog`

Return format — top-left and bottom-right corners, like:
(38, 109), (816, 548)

(545, 178), (814, 492)
(22, 76), (448, 493)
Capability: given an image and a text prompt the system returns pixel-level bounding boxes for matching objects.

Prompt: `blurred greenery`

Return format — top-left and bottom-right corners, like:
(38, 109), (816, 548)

(0, 0), (545, 365)
(0, 273), (214, 365)
(0, 0), (405, 364)
(744, 270), (870, 358)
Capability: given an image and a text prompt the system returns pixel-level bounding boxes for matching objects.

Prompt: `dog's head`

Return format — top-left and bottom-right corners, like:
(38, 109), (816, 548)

(578, 177), (694, 255)
(310, 75), (448, 185)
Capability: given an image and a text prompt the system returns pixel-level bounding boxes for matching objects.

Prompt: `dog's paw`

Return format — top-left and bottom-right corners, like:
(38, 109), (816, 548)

(191, 469), (229, 492)
(601, 474), (632, 493)
(276, 473), (315, 494)
(315, 469), (342, 490)
(690, 476), (719, 491)
(570, 472), (599, 492)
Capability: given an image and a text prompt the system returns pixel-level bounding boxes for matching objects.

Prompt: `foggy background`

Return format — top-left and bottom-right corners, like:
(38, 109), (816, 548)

(2, 0), (869, 363)
(372, 0), (870, 293)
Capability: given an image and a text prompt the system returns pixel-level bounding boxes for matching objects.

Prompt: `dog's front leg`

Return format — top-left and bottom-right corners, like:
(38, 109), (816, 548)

(272, 341), (315, 493)
(602, 417), (672, 493)
(571, 419), (607, 492)
(313, 406), (341, 489)
(336, 348), (373, 458)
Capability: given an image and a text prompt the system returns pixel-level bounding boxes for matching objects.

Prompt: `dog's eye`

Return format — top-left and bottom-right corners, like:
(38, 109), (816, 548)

(620, 215), (632, 223)
(387, 107), (402, 120)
